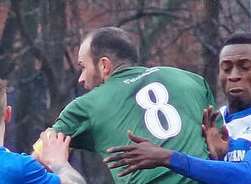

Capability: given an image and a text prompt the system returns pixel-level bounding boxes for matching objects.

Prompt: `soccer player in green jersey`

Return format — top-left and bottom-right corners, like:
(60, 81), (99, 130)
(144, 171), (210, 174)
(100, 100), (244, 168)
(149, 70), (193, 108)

(104, 33), (251, 184)
(51, 27), (216, 184)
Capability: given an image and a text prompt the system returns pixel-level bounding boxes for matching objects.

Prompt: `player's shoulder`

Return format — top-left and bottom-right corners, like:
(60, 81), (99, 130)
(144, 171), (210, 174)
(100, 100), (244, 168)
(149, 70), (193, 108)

(157, 66), (206, 86)
(0, 148), (31, 180)
(74, 86), (104, 105)
(160, 66), (204, 78)
(0, 148), (25, 165)
(0, 149), (37, 168)
(0, 148), (23, 184)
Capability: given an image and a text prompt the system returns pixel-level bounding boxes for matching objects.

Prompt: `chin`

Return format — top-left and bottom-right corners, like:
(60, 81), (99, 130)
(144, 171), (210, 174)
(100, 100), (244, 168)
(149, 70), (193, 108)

(83, 85), (91, 91)
(228, 96), (248, 107)
(228, 93), (242, 100)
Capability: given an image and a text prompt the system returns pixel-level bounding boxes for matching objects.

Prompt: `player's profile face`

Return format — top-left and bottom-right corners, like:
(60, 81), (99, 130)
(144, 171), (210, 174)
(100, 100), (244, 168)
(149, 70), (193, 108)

(78, 37), (102, 91)
(219, 44), (251, 107)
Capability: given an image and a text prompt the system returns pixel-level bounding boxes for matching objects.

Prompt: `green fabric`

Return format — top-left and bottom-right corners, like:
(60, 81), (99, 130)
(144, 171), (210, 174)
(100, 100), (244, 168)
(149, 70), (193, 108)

(53, 66), (217, 184)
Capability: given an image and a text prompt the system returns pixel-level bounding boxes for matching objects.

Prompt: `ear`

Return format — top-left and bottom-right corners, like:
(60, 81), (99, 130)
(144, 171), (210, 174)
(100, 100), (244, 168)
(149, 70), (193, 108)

(98, 57), (113, 80)
(4, 106), (12, 123)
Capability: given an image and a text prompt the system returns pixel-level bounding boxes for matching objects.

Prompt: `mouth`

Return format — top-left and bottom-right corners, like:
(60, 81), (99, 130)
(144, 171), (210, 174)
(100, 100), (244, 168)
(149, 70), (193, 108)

(228, 87), (244, 95)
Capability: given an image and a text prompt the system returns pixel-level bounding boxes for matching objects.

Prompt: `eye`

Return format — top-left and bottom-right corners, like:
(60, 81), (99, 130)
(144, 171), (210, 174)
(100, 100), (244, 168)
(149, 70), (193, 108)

(241, 62), (251, 70)
(241, 66), (250, 71)
(78, 61), (86, 70)
(221, 63), (232, 73)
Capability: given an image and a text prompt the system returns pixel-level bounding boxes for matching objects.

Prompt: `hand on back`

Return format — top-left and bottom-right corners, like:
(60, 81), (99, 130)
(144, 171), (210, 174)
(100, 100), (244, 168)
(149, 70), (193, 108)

(104, 131), (171, 177)
(36, 129), (71, 171)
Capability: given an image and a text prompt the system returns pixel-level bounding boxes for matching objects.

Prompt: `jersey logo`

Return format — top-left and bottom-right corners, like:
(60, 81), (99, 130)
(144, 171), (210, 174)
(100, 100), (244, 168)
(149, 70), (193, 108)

(224, 150), (246, 161)
(136, 82), (182, 139)
(123, 68), (159, 84)
(243, 126), (251, 134)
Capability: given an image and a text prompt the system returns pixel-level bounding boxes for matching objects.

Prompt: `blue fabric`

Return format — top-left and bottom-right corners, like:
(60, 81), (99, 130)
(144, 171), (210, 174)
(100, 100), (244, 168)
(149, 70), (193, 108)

(170, 151), (251, 184)
(223, 106), (251, 123)
(0, 147), (60, 184)
(168, 106), (251, 184)
(224, 138), (251, 161)
(220, 106), (251, 161)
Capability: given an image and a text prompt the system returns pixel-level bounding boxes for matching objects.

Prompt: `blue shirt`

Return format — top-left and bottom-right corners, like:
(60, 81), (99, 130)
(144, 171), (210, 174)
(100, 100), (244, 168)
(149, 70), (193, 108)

(168, 106), (251, 184)
(220, 106), (251, 161)
(170, 150), (251, 184)
(0, 147), (60, 184)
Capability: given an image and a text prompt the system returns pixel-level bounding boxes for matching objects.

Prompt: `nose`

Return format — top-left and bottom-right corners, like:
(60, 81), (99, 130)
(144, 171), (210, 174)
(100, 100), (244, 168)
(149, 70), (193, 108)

(228, 67), (241, 82)
(78, 71), (85, 85)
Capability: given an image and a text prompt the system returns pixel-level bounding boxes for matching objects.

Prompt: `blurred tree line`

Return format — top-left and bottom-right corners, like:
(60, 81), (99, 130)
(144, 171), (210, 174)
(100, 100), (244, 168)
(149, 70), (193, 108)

(0, 0), (251, 183)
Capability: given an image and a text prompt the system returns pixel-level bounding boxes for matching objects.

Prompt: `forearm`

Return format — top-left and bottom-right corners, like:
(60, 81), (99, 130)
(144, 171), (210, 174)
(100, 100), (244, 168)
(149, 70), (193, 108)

(168, 151), (251, 184)
(50, 162), (87, 184)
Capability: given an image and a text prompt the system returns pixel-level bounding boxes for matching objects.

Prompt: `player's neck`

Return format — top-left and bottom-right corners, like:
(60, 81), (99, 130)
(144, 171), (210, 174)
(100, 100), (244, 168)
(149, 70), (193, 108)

(0, 121), (5, 146)
(112, 63), (131, 74)
(228, 102), (251, 114)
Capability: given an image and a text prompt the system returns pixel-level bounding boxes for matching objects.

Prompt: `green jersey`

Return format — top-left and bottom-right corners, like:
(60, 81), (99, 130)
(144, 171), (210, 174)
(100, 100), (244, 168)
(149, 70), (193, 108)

(53, 66), (216, 184)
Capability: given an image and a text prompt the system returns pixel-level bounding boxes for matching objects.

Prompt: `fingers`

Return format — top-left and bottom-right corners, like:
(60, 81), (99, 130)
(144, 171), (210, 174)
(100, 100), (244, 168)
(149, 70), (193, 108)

(201, 124), (206, 137)
(40, 131), (48, 146)
(106, 132), (148, 153)
(209, 111), (219, 127)
(202, 105), (218, 128)
(57, 132), (64, 142)
(128, 131), (148, 143)
(117, 161), (149, 177)
(221, 125), (229, 141)
(40, 130), (56, 139)
(104, 151), (139, 173)
(48, 130), (57, 140)
(108, 158), (136, 169)
(107, 145), (135, 153)
(105, 156), (141, 177)
(118, 165), (138, 177)
(57, 133), (71, 149)
(104, 152), (125, 163)
(40, 131), (70, 145)
(64, 135), (71, 147)
(202, 106), (219, 138)
(202, 108), (209, 126)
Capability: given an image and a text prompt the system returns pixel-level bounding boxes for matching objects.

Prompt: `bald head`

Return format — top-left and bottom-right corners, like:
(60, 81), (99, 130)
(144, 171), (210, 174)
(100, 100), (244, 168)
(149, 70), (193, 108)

(84, 27), (138, 65)
(77, 27), (139, 90)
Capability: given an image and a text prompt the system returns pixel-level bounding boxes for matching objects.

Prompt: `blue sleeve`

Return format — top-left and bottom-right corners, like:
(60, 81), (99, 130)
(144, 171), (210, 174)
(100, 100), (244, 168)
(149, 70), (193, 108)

(22, 155), (60, 184)
(169, 151), (251, 184)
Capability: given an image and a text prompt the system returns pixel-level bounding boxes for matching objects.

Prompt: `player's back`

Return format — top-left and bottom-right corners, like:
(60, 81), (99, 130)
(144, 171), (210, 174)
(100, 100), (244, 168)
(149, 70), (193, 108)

(81, 66), (214, 184)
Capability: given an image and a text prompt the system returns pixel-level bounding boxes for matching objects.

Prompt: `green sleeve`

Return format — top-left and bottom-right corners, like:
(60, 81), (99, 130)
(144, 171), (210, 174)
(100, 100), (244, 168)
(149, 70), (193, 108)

(203, 79), (216, 108)
(203, 79), (223, 128)
(52, 98), (91, 138)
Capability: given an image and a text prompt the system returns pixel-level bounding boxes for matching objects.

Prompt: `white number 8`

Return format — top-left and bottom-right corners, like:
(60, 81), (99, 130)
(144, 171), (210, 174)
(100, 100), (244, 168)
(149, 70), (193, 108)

(136, 82), (182, 139)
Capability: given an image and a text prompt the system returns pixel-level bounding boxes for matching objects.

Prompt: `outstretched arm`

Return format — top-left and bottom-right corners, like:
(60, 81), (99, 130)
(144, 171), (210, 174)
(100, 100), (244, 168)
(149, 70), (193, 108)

(170, 151), (251, 184)
(38, 130), (87, 184)
(104, 132), (251, 184)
